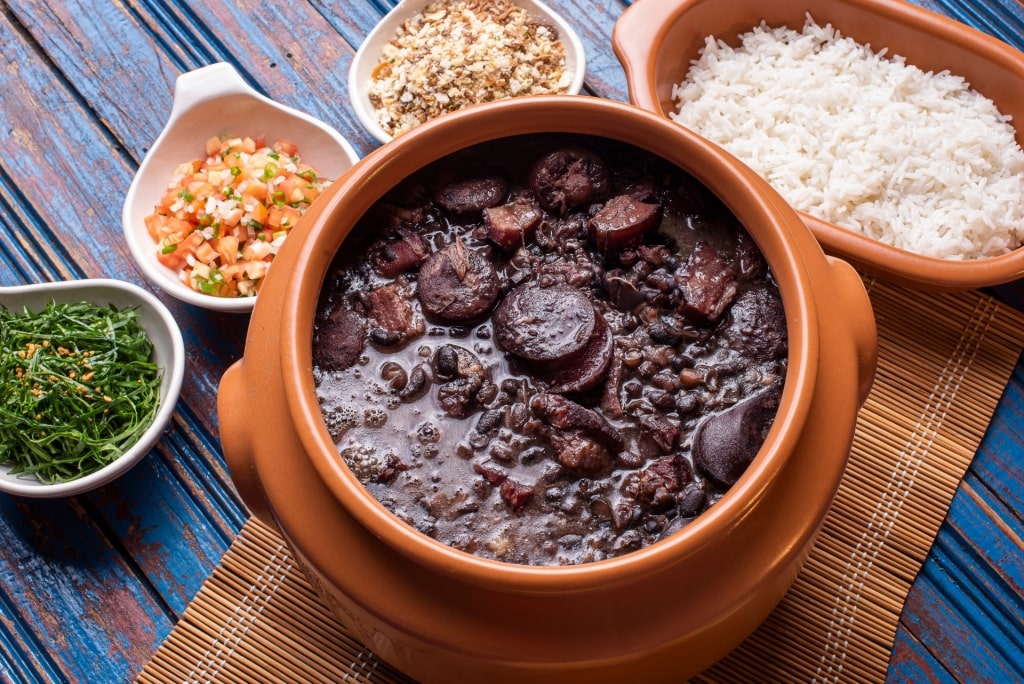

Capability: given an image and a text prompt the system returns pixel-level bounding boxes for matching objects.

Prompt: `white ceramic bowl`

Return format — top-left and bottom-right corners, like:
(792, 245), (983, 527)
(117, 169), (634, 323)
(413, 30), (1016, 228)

(122, 62), (361, 313)
(349, 0), (587, 145)
(0, 279), (185, 498)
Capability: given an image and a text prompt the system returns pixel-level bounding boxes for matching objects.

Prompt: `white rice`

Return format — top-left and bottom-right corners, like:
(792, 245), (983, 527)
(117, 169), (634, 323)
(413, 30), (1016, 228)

(670, 15), (1024, 260)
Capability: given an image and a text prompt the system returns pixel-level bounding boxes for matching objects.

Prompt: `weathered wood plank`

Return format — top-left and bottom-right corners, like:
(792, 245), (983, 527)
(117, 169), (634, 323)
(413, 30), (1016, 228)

(888, 627), (961, 683)
(967, 365), (1024, 514)
(0, 495), (175, 682)
(893, 478), (1024, 681)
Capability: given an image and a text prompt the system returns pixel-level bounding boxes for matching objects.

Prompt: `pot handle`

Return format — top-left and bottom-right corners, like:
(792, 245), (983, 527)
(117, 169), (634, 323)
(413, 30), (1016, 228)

(825, 256), (878, 405)
(611, 0), (681, 112)
(217, 359), (275, 523)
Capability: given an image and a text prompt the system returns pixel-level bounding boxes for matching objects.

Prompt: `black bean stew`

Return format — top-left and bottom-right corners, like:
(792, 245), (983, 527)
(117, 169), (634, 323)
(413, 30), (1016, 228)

(313, 135), (787, 566)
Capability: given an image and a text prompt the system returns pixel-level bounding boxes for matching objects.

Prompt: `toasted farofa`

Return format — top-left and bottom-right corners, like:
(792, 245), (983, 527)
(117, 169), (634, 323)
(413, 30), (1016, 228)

(368, 0), (570, 137)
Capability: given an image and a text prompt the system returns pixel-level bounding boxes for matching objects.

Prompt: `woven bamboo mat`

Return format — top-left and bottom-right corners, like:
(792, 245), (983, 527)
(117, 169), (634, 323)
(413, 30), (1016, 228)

(138, 280), (1024, 684)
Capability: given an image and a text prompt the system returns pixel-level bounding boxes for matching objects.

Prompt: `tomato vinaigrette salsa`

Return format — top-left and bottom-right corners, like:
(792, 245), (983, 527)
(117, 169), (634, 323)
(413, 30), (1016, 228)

(144, 135), (330, 298)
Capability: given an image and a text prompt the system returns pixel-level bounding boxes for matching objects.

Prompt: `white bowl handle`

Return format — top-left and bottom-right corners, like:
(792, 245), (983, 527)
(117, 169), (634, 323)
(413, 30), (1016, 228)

(168, 62), (258, 121)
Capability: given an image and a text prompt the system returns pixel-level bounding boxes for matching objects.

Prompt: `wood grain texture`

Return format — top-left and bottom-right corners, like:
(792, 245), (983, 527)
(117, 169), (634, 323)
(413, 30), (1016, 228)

(0, 0), (1022, 681)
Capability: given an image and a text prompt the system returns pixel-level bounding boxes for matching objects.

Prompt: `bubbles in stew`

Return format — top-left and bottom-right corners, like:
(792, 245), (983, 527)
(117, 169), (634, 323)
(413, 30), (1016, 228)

(313, 134), (787, 566)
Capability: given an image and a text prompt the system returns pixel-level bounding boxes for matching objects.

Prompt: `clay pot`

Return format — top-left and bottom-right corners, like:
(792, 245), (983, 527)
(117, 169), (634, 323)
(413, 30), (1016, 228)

(218, 95), (877, 683)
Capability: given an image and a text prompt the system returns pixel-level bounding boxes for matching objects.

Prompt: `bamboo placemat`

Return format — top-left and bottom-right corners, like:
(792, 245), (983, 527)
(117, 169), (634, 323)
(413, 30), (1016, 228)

(138, 280), (1024, 684)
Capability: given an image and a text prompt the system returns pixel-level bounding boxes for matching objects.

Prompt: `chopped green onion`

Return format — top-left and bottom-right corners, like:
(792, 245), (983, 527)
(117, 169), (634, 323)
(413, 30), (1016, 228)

(161, 243), (178, 254)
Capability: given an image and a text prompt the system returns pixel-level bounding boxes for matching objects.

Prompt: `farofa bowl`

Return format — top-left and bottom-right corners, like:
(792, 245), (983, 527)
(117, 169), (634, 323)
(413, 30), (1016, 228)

(348, 0), (587, 145)
(218, 96), (877, 682)
(613, 0), (1024, 290)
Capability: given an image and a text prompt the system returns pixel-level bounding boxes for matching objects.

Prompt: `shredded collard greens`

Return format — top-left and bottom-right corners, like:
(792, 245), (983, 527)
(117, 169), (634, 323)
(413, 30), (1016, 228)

(0, 300), (162, 484)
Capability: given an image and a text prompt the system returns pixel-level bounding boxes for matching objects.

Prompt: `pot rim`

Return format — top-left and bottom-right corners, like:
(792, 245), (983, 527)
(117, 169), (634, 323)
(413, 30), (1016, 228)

(280, 95), (821, 590)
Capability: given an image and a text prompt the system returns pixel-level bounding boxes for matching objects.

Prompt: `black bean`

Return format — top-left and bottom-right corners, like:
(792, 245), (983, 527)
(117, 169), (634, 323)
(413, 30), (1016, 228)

(399, 364), (430, 401)
(380, 361), (408, 391)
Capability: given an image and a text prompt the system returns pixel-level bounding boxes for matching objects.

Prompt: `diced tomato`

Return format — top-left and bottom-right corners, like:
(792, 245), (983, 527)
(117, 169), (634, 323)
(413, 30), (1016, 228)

(143, 135), (331, 299)
(273, 139), (299, 157)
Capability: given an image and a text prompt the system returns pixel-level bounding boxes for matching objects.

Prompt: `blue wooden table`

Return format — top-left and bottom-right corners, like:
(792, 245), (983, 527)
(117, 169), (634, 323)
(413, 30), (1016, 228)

(0, 1), (1022, 681)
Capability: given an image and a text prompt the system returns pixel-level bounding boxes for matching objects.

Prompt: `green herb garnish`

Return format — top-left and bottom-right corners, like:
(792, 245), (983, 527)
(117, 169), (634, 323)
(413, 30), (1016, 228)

(0, 300), (162, 484)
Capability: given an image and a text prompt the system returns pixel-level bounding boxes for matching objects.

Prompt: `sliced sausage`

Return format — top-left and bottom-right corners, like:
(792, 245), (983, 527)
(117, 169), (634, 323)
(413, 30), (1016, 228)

(532, 313), (614, 394)
(588, 195), (662, 257)
(528, 147), (611, 215)
(417, 239), (500, 321)
(492, 283), (596, 363)
(692, 384), (782, 487)
(432, 167), (508, 217)
(313, 306), (366, 372)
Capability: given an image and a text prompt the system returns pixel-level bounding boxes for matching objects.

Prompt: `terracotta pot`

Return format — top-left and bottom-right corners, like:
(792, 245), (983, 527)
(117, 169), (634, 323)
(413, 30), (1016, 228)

(613, 0), (1024, 291)
(218, 96), (877, 683)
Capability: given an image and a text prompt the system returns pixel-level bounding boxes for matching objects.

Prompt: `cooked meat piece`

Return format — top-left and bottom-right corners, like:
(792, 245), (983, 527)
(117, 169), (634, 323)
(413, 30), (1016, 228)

(674, 241), (737, 324)
(313, 306), (366, 372)
(483, 195), (544, 250)
(692, 384), (782, 487)
(662, 172), (712, 218)
(723, 282), (788, 361)
(528, 147), (611, 215)
(374, 454), (410, 484)
(432, 344), (493, 419)
(621, 454), (691, 513)
(548, 429), (611, 474)
(474, 460), (508, 487)
(588, 195), (662, 257)
(437, 375), (485, 419)
(735, 230), (767, 280)
(369, 227), (430, 277)
(366, 176), (434, 228)
(530, 393), (624, 452)
(418, 239), (500, 321)
(499, 478), (534, 512)
(638, 413), (680, 454)
(599, 345), (625, 417)
(604, 270), (645, 312)
(492, 283), (596, 362)
(361, 282), (422, 347)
